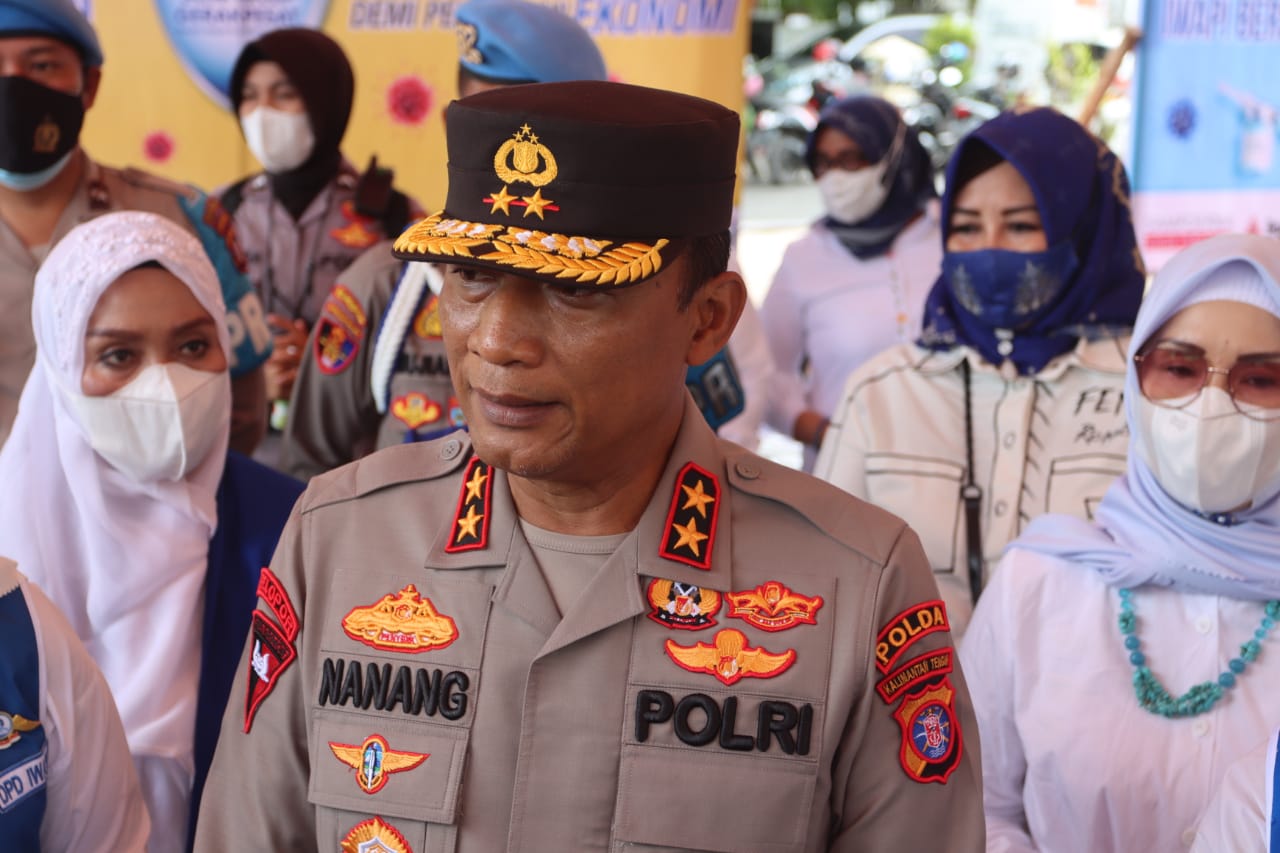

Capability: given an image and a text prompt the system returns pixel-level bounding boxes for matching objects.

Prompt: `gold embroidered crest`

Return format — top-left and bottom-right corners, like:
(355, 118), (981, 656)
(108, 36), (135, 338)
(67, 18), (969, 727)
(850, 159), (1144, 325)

(33, 117), (59, 154)
(456, 22), (483, 64)
(494, 124), (558, 187)
(341, 584), (459, 653)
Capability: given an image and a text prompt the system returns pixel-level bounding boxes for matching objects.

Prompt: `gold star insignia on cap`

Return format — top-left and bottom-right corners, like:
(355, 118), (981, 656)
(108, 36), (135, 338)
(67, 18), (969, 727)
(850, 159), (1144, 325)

(671, 517), (708, 558)
(488, 185), (517, 215)
(681, 479), (716, 518)
(522, 189), (554, 219)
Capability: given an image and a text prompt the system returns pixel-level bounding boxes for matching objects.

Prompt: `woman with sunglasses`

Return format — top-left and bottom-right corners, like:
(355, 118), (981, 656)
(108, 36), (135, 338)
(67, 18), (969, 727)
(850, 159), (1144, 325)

(961, 233), (1280, 852)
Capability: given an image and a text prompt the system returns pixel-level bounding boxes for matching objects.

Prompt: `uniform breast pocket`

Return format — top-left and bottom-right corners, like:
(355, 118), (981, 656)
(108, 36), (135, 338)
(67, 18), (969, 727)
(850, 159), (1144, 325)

(863, 452), (965, 573)
(308, 710), (468, 853)
(1043, 453), (1126, 521)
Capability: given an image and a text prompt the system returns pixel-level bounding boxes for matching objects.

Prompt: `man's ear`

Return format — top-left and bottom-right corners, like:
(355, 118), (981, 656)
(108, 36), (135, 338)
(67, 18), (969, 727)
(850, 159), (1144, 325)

(686, 270), (747, 367)
(81, 66), (101, 111)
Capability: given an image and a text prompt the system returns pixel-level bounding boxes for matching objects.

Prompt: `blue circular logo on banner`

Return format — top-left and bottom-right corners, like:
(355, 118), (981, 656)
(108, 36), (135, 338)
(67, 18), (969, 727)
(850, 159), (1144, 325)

(153, 1), (330, 107)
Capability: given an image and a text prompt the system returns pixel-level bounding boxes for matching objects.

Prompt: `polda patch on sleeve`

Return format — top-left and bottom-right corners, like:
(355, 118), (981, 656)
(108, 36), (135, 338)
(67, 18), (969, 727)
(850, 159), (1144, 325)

(875, 647), (954, 704)
(893, 677), (963, 784)
(314, 316), (360, 375)
(659, 462), (720, 570)
(445, 457), (493, 553)
(875, 600), (949, 674)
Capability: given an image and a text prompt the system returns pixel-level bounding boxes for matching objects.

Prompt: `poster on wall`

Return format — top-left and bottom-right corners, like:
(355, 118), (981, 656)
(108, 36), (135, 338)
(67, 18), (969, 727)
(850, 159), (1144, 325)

(81, 0), (749, 204)
(1130, 0), (1280, 270)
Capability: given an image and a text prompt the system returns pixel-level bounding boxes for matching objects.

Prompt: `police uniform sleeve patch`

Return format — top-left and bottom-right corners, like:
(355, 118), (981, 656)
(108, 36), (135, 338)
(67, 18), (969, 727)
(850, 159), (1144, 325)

(892, 677), (963, 784)
(413, 294), (443, 340)
(726, 581), (823, 632)
(257, 568), (300, 642)
(315, 317), (360, 375)
(659, 461), (720, 570)
(875, 647), (954, 705)
(243, 611), (298, 733)
(875, 599), (949, 674)
(201, 196), (249, 273)
(341, 584), (460, 654)
(664, 628), (795, 685)
(342, 816), (414, 853)
(446, 457), (493, 553)
(329, 734), (429, 795)
(646, 579), (720, 630)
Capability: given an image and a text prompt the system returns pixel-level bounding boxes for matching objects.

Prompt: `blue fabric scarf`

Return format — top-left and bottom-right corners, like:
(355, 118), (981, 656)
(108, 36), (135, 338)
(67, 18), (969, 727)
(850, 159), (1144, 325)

(805, 95), (935, 260)
(918, 107), (1146, 374)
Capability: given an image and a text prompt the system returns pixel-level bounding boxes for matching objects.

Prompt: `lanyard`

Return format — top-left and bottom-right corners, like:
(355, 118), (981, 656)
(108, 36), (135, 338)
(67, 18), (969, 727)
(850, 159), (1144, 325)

(960, 358), (984, 606)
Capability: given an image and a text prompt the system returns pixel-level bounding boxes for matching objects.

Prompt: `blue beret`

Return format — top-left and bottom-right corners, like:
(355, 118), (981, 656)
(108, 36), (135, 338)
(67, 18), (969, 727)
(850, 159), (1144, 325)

(0, 0), (102, 66)
(455, 0), (605, 84)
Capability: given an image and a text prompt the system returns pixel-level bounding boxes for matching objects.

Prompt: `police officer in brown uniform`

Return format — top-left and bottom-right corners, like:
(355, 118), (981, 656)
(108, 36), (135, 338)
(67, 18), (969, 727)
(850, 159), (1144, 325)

(195, 81), (984, 852)
(280, 0), (608, 479)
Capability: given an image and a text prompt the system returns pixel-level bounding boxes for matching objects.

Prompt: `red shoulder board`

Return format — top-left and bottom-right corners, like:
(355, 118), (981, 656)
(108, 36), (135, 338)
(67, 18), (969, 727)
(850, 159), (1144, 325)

(446, 457), (492, 553)
(659, 462), (720, 570)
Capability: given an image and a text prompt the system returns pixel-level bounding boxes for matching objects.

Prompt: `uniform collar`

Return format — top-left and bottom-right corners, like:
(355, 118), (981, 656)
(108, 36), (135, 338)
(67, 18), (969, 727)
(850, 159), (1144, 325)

(425, 395), (735, 594)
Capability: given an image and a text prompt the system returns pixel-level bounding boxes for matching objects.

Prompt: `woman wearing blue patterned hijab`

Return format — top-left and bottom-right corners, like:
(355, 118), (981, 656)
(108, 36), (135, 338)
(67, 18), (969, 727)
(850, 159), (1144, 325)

(814, 108), (1147, 636)
(919, 107), (1146, 374)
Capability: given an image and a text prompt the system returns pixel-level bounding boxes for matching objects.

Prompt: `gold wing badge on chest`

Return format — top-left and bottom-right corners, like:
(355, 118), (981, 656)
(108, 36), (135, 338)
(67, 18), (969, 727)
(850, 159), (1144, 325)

(659, 462), (721, 570)
(342, 584), (459, 654)
(329, 733), (429, 795)
(665, 628), (795, 686)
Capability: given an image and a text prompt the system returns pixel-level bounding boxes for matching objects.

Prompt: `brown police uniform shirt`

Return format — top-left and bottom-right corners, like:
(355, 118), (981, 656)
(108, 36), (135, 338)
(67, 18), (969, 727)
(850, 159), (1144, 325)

(222, 164), (424, 327)
(281, 243), (460, 480)
(0, 153), (272, 448)
(195, 396), (984, 852)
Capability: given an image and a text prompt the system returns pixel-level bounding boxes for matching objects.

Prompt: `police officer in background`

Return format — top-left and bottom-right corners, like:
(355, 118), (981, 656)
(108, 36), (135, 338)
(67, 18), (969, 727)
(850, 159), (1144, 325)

(221, 28), (424, 450)
(0, 0), (272, 453)
(280, 0), (607, 479)
(195, 80), (983, 851)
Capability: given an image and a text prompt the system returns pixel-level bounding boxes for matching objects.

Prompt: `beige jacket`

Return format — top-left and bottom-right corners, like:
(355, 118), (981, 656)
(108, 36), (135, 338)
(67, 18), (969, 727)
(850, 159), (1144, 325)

(196, 398), (984, 852)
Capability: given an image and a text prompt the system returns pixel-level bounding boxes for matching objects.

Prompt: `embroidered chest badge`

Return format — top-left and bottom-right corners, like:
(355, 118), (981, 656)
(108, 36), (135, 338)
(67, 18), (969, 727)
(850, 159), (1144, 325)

(391, 393), (443, 430)
(413, 295), (442, 340)
(342, 584), (459, 654)
(646, 579), (721, 630)
(446, 457), (492, 553)
(727, 581), (823, 632)
(331, 200), (381, 249)
(893, 678), (963, 784)
(486, 123), (560, 220)
(0, 711), (38, 749)
(244, 568), (301, 732)
(659, 462), (720, 570)
(665, 628), (795, 686)
(341, 816), (414, 853)
(329, 734), (428, 795)
(315, 317), (359, 375)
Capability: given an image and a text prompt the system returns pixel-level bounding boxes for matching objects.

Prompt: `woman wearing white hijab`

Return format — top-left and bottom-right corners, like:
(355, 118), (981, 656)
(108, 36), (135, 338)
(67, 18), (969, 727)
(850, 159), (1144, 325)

(961, 233), (1280, 852)
(0, 211), (302, 852)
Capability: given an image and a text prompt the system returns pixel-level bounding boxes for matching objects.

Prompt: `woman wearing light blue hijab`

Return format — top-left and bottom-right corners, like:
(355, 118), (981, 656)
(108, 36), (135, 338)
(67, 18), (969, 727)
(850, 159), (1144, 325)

(961, 233), (1280, 852)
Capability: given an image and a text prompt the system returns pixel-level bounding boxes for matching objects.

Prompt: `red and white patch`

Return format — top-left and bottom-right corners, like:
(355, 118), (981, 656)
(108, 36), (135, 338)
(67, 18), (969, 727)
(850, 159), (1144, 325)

(243, 611), (297, 732)
(726, 581), (823, 632)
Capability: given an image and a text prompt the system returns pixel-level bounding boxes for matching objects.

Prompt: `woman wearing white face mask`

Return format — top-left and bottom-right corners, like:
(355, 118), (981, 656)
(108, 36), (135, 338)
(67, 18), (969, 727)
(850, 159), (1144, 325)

(760, 95), (939, 469)
(221, 28), (422, 450)
(960, 233), (1280, 852)
(0, 211), (303, 853)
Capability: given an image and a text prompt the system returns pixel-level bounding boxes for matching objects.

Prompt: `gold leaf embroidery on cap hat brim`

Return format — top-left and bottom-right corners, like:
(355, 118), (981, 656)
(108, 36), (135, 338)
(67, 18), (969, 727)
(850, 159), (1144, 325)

(395, 215), (670, 286)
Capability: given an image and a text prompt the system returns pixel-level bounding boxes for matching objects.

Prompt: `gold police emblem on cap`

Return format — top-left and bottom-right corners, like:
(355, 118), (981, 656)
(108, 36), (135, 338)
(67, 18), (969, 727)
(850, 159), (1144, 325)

(456, 22), (483, 64)
(34, 116), (59, 154)
(488, 124), (559, 220)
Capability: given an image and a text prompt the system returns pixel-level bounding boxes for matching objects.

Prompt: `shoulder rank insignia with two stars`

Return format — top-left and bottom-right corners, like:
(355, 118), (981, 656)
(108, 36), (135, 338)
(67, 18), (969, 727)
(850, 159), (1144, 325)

(329, 734), (428, 795)
(647, 579), (721, 630)
(727, 581), (824, 632)
(659, 462), (720, 570)
(0, 711), (38, 749)
(665, 628), (795, 686)
(342, 583), (459, 654)
(446, 456), (493, 553)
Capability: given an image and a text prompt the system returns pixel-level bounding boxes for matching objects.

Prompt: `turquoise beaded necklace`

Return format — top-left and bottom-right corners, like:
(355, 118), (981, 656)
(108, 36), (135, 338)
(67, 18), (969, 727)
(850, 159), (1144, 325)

(1117, 588), (1280, 718)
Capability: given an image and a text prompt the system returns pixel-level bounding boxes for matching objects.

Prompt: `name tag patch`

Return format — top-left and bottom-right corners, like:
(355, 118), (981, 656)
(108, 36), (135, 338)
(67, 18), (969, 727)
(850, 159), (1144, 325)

(318, 658), (470, 721)
(635, 690), (813, 755)
(0, 746), (45, 813)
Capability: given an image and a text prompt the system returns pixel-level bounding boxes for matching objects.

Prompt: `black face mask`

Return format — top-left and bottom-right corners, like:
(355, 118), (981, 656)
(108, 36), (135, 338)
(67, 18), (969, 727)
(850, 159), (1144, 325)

(0, 75), (85, 176)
